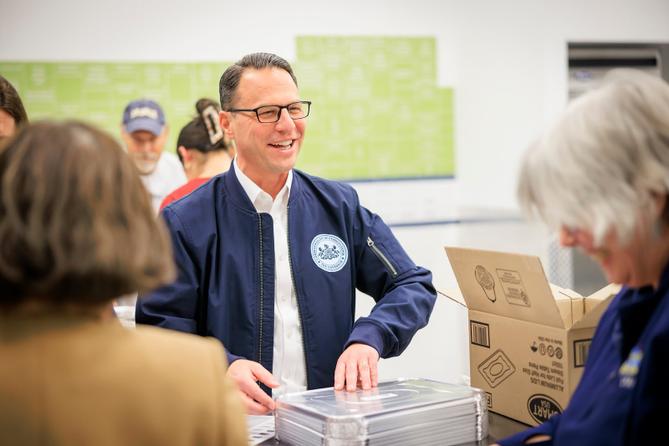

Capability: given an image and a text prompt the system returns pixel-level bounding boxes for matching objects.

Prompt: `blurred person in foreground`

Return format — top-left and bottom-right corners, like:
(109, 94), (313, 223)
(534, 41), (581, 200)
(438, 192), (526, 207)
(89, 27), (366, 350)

(160, 98), (234, 210)
(496, 69), (669, 445)
(0, 74), (28, 142)
(121, 98), (186, 212)
(0, 121), (247, 445)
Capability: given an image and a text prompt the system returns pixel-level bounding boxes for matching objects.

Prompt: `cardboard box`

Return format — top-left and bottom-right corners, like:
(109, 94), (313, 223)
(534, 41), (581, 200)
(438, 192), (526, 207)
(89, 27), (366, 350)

(443, 246), (620, 426)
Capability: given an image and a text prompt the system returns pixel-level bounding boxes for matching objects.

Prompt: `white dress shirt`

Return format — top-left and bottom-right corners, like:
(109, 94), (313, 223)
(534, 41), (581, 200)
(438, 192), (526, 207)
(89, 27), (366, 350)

(234, 159), (307, 397)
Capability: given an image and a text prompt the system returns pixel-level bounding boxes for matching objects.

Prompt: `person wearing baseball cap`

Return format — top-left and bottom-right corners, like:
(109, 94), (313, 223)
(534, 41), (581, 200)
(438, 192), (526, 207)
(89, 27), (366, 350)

(121, 98), (186, 212)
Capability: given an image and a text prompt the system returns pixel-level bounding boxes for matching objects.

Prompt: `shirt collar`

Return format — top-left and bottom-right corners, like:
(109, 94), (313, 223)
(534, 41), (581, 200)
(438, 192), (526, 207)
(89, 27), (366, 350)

(233, 157), (292, 210)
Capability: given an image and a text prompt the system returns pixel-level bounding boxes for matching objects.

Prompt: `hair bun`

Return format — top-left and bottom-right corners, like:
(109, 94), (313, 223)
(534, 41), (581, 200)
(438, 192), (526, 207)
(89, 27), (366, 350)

(195, 98), (224, 145)
(195, 98), (220, 115)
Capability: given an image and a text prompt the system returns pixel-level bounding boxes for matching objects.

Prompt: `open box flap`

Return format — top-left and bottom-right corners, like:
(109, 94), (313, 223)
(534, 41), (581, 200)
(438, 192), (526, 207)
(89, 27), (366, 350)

(550, 284), (585, 328)
(445, 246), (566, 328)
(571, 284), (620, 330)
(437, 288), (468, 307)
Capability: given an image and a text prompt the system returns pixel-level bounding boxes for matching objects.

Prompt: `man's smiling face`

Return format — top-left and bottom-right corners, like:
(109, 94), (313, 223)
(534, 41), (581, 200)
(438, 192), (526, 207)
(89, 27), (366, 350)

(222, 67), (306, 187)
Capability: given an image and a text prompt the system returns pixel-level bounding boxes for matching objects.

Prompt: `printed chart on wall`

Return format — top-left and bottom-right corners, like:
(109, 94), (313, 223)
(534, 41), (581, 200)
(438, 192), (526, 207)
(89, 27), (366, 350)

(0, 36), (454, 180)
(0, 62), (228, 155)
(294, 36), (454, 179)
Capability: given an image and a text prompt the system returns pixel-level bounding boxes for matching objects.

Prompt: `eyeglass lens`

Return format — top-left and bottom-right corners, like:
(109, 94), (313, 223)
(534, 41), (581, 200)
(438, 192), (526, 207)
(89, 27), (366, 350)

(256, 102), (309, 123)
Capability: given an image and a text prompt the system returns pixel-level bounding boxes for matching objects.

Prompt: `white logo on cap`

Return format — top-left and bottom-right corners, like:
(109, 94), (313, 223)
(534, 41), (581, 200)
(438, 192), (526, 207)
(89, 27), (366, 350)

(310, 234), (348, 272)
(130, 107), (159, 120)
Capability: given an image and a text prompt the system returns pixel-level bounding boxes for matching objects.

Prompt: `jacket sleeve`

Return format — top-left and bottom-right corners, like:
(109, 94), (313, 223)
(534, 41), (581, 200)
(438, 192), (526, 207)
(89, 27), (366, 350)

(347, 197), (437, 358)
(135, 207), (244, 365)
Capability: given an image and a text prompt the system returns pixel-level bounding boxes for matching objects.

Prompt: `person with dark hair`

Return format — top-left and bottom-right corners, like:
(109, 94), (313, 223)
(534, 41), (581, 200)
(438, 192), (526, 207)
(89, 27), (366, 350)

(0, 121), (247, 445)
(160, 98), (234, 210)
(137, 52), (437, 414)
(0, 75), (28, 142)
(120, 98), (187, 212)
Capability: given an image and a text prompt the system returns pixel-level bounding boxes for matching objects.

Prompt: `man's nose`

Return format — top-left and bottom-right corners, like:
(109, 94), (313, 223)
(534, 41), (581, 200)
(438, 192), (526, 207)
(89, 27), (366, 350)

(138, 140), (153, 151)
(274, 108), (296, 131)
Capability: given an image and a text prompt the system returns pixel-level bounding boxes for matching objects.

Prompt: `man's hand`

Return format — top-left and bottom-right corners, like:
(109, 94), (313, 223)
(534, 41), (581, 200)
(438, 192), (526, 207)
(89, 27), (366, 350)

(226, 359), (279, 415)
(334, 343), (380, 391)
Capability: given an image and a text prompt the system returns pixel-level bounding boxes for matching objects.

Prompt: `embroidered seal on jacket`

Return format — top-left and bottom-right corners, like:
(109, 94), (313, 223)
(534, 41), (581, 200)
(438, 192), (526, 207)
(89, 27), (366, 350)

(311, 234), (348, 272)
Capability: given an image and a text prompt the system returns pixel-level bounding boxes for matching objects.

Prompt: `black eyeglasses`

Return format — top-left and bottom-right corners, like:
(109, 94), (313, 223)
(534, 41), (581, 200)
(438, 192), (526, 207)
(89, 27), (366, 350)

(227, 101), (311, 123)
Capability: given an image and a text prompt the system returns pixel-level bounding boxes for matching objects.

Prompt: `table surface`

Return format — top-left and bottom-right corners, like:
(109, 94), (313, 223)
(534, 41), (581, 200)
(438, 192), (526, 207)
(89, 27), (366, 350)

(250, 411), (530, 445)
(487, 412), (531, 443)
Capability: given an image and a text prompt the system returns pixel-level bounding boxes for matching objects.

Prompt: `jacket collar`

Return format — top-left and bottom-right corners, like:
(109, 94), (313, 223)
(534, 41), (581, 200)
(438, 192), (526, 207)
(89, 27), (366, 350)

(233, 158), (293, 211)
(223, 162), (301, 212)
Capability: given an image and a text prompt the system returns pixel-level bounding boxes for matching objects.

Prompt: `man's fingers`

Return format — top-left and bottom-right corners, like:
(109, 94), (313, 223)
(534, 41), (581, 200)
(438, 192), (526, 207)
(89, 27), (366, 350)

(240, 380), (275, 411)
(230, 364), (276, 411)
(335, 344), (381, 392)
(240, 392), (272, 415)
(226, 360), (278, 414)
(358, 360), (372, 390)
(334, 360), (346, 390)
(345, 360), (358, 391)
(370, 358), (379, 387)
(251, 362), (280, 388)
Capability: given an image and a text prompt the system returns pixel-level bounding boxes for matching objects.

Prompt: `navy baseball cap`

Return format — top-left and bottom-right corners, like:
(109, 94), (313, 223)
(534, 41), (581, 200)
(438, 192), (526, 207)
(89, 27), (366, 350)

(122, 99), (165, 136)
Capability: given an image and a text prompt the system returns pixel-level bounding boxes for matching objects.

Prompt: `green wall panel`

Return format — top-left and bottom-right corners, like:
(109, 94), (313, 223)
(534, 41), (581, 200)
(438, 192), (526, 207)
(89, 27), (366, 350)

(0, 36), (454, 179)
(294, 36), (453, 179)
(0, 62), (228, 156)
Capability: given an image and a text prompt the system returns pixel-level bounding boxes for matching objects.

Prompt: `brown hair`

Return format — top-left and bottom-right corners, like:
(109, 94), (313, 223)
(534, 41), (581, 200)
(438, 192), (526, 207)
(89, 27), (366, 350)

(0, 75), (29, 126)
(176, 98), (229, 163)
(0, 120), (175, 308)
(219, 52), (297, 110)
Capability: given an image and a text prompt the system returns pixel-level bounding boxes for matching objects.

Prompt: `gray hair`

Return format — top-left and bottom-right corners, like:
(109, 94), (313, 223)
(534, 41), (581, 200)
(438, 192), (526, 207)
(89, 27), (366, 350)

(517, 69), (669, 246)
(218, 52), (297, 110)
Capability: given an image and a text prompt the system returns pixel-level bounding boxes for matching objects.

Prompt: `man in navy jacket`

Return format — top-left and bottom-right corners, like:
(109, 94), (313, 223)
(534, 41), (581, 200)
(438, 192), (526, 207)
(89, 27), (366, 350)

(136, 52), (437, 414)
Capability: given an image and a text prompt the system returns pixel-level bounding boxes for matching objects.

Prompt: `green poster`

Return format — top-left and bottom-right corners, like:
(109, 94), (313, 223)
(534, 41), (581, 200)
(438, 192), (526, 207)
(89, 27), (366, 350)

(1, 36), (453, 179)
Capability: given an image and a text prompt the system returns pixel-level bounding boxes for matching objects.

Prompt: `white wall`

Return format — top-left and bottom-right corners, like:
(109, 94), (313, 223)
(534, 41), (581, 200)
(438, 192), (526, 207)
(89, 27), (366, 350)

(3, 0), (669, 382)
(4, 0), (668, 210)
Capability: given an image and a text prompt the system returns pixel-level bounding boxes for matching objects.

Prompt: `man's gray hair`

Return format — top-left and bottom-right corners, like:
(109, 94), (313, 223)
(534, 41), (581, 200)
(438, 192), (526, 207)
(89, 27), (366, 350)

(219, 52), (298, 110)
(517, 68), (669, 245)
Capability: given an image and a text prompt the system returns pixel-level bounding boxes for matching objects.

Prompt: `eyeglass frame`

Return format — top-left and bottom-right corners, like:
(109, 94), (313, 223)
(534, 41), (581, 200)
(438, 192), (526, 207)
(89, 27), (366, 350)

(226, 100), (312, 123)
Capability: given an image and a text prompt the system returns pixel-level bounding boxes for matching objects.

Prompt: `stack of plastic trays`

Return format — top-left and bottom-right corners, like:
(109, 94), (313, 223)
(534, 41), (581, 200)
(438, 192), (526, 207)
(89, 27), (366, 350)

(274, 378), (488, 446)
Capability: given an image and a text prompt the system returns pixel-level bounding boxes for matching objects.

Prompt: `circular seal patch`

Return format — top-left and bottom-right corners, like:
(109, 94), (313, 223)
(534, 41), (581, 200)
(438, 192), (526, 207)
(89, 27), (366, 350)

(310, 234), (348, 272)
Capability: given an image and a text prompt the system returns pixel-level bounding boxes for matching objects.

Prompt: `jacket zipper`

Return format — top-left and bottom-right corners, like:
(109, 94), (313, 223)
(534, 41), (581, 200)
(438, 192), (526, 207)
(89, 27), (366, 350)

(257, 216), (264, 365)
(367, 236), (398, 278)
(286, 205), (310, 389)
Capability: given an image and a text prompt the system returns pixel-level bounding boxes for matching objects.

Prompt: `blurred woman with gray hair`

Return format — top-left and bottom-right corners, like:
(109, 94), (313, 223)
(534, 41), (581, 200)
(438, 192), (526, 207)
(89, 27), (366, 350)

(497, 69), (669, 445)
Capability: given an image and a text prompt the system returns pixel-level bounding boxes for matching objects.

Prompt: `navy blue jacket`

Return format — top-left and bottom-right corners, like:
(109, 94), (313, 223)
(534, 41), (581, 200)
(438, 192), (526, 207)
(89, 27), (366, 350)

(499, 262), (669, 446)
(136, 165), (436, 391)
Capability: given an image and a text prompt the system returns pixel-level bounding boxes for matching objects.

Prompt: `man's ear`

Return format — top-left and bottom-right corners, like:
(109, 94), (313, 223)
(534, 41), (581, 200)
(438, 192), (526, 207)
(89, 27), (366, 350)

(220, 111), (234, 139)
(177, 146), (191, 163)
(120, 125), (131, 145)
